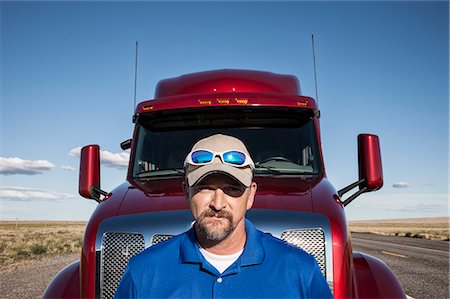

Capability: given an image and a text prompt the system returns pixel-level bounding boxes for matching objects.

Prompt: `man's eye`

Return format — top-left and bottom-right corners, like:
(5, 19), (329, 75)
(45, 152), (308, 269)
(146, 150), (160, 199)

(223, 187), (245, 197)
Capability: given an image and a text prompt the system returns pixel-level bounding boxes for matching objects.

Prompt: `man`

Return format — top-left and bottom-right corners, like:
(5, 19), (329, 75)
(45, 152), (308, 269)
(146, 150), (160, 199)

(115, 134), (333, 299)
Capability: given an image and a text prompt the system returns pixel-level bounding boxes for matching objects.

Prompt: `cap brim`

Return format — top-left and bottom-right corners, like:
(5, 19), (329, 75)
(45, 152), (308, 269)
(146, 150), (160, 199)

(186, 163), (253, 187)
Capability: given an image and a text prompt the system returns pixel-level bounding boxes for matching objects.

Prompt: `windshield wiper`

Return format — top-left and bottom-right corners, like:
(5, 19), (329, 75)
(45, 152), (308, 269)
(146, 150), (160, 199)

(254, 165), (317, 176)
(136, 168), (184, 178)
(254, 165), (282, 174)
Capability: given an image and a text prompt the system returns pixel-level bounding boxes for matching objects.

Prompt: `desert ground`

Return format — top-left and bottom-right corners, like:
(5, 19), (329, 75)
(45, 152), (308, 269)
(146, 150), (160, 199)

(0, 220), (85, 270)
(0, 221), (85, 298)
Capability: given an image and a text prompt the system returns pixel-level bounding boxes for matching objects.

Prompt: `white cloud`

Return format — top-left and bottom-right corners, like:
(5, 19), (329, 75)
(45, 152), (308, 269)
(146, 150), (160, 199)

(392, 182), (410, 189)
(100, 150), (130, 169)
(61, 165), (76, 172)
(69, 147), (130, 169)
(0, 186), (77, 202)
(0, 157), (55, 175)
(69, 147), (82, 157)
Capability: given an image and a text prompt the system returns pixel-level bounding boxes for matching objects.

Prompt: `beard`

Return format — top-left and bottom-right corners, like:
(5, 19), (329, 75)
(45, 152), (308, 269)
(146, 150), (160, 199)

(195, 209), (235, 242)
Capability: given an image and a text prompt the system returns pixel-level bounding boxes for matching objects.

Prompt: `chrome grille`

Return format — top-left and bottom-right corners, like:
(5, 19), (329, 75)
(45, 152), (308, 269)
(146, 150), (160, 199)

(100, 232), (145, 299)
(98, 221), (329, 298)
(151, 234), (175, 245)
(281, 228), (326, 277)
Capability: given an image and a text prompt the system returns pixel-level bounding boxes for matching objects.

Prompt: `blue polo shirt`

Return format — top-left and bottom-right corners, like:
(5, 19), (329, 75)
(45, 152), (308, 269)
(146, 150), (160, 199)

(114, 220), (333, 299)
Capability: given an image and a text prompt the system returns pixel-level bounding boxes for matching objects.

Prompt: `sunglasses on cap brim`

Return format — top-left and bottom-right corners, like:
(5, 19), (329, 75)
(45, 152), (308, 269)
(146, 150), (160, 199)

(184, 149), (254, 168)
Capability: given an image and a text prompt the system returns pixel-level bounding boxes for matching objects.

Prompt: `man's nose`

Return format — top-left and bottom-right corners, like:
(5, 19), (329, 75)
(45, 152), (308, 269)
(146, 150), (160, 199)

(210, 188), (227, 211)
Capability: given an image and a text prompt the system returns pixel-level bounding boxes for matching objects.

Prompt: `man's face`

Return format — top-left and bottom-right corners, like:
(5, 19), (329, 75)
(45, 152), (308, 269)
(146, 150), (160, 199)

(187, 173), (257, 242)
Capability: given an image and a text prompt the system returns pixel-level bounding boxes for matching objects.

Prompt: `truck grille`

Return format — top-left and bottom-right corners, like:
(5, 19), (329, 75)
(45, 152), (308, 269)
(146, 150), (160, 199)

(99, 229), (325, 299)
(151, 234), (175, 245)
(100, 232), (145, 299)
(280, 228), (326, 277)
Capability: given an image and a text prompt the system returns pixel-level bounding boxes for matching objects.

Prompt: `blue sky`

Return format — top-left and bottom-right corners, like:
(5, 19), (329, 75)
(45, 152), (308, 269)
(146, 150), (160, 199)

(1, 1), (448, 221)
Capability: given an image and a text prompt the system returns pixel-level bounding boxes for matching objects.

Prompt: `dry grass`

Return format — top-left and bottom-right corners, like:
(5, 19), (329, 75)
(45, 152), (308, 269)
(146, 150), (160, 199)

(0, 221), (86, 270)
(349, 217), (450, 241)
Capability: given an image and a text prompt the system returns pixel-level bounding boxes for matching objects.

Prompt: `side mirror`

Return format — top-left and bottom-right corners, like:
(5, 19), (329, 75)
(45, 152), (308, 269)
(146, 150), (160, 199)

(358, 134), (383, 191)
(338, 134), (383, 206)
(79, 145), (107, 202)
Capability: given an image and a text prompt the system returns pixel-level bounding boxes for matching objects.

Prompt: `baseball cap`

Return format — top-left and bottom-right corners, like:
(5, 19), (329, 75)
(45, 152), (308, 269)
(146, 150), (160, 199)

(184, 134), (255, 187)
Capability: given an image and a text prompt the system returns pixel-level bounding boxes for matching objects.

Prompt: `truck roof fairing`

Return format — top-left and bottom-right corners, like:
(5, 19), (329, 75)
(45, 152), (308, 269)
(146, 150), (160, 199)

(155, 69), (301, 98)
(135, 69), (316, 115)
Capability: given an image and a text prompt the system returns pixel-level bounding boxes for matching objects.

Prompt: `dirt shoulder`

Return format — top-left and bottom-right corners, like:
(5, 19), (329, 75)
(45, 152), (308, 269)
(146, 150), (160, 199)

(0, 252), (79, 299)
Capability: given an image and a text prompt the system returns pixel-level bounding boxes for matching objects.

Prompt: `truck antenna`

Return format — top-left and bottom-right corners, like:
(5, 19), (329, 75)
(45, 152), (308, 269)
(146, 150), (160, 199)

(133, 41), (139, 115)
(312, 34), (319, 106)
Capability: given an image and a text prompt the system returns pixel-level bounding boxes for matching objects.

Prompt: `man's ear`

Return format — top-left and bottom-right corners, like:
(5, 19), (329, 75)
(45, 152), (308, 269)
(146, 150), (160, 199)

(246, 182), (257, 210)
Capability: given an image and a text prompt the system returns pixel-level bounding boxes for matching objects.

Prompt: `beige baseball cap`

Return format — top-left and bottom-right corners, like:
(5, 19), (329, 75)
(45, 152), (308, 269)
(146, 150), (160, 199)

(184, 134), (255, 187)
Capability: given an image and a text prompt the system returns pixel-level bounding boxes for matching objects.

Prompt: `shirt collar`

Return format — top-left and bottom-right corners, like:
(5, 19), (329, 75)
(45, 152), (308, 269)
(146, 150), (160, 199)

(239, 219), (265, 267)
(179, 219), (265, 267)
(179, 227), (203, 264)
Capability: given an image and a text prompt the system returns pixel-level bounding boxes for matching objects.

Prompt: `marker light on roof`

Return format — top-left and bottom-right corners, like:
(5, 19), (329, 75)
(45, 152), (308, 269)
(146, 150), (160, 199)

(236, 99), (248, 104)
(217, 99), (229, 104)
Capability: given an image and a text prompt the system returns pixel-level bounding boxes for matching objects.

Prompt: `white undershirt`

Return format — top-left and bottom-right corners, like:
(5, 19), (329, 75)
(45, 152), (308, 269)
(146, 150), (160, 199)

(198, 246), (244, 274)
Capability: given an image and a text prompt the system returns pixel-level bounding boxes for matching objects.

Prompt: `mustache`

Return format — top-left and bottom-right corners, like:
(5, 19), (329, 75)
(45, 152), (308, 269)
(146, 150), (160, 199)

(195, 208), (235, 241)
(201, 209), (233, 219)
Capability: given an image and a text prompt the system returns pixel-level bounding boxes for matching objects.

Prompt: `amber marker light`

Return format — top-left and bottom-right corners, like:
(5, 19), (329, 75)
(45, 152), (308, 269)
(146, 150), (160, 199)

(297, 101), (309, 106)
(142, 105), (154, 111)
(217, 99), (230, 104)
(235, 98), (248, 104)
(198, 100), (212, 105)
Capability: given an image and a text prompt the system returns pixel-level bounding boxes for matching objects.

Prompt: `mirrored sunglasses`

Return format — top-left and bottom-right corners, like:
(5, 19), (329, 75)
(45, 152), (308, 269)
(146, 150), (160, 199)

(185, 149), (254, 168)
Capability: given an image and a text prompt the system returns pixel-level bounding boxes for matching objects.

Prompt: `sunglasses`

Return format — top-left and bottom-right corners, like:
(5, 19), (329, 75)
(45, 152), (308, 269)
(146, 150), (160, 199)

(184, 149), (254, 168)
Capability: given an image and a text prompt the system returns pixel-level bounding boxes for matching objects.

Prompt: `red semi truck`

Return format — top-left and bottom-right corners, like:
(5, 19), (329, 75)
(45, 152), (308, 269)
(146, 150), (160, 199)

(43, 69), (406, 298)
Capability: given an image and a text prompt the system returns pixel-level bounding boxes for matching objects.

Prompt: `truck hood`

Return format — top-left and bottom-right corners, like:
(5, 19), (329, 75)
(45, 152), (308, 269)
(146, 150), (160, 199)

(117, 176), (315, 216)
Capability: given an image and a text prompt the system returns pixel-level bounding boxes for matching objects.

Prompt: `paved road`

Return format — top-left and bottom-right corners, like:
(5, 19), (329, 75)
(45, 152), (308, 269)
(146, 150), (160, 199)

(351, 232), (449, 299)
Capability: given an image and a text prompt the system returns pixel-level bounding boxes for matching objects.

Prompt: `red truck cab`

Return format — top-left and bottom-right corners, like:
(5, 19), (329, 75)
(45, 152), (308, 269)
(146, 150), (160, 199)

(44, 69), (405, 299)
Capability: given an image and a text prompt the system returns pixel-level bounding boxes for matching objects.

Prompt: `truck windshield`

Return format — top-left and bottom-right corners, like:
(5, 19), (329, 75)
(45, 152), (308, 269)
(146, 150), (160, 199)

(132, 107), (322, 179)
